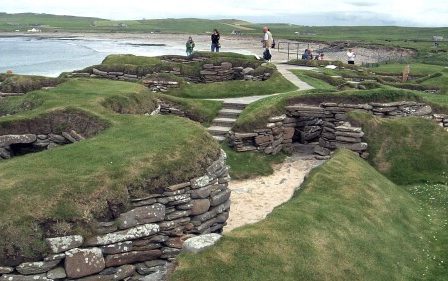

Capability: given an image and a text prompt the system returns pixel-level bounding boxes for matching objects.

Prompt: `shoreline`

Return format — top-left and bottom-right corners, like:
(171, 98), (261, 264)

(0, 32), (416, 77)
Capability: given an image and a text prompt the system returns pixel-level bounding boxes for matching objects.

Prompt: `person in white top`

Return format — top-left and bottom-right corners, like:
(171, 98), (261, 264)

(347, 48), (356, 65)
(262, 26), (274, 61)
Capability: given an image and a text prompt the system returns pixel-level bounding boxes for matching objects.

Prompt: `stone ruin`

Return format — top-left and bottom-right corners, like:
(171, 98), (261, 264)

(230, 101), (448, 159)
(0, 150), (231, 281)
(0, 110), (107, 161)
(0, 131), (84, 160)
(69, 60), (272, 92)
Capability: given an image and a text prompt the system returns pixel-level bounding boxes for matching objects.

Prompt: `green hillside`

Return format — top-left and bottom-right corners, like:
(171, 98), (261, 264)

(172, 149), (448, 281)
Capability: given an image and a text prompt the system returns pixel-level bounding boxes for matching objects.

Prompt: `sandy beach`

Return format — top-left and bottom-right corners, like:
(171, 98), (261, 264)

(0, 32), (414, 64)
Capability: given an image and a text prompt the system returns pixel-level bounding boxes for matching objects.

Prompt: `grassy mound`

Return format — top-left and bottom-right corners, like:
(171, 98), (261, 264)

(350, 112), (448, 185)
(0, 78), (221, 265)
(80, 54), (297, 99)
(172, 149), (447, 280)
(0, 74), (61, 93)
(168, 70), (296, 99)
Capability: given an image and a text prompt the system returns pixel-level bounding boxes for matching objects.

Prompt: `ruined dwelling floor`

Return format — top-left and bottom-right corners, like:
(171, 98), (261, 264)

(224, 144), (323, 232)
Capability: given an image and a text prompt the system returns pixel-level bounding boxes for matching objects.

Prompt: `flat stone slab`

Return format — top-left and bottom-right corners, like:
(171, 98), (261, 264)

(46, 235), (84, 254)
(183, 234), (222, 254)
(16, 260), (59, 275)
(85, 224), (160, 246)
(65, 248), (105, 279)
(0, 134), (37, 147)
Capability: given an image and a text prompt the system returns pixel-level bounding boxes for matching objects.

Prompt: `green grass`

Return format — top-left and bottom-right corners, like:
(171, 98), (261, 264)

(172, 149), (447, 281)
(0, 78), (221, 264)
(168, 71), (297, 99)
(369, 63), (447, 76)
(290, 70), (336, 90)
(350, 113), (448, 185)
(222, 145), (287, 180)
(156, 94), (223, 125)
(101, 54), (164, 66)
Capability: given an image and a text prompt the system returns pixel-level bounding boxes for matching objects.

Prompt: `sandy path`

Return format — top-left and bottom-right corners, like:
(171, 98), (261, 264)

(225, 153), (323, 232)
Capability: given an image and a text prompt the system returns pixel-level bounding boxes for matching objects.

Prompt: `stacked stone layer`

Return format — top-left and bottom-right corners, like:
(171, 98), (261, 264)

(0, 131), (85, 160)
(0, 151), (231, 281)
(230, 101), (447, 158)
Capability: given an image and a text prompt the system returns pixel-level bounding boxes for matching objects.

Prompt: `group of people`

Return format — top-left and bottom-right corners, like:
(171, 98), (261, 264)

(184, 27), (274, 61)
(185, 29), (221, 56)
(185, 28), (357, 65)
(302, 49), (325, 61)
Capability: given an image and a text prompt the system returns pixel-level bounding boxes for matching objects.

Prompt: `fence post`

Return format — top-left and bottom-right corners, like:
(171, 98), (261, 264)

(297, 43), (299, 60)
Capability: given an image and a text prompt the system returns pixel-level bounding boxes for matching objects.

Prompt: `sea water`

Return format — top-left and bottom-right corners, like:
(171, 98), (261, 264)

(0, 37), (186, 77)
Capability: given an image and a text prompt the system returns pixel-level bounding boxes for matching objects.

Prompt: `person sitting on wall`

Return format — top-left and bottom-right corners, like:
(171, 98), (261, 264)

(306, 49), (313, 60)
(302, 49), (309, 60)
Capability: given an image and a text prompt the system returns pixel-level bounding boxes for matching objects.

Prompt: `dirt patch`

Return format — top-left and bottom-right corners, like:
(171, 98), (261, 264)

(225, 152), (323, 232)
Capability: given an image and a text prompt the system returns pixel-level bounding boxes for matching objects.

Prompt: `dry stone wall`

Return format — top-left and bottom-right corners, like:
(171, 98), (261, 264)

(230, 101), (448, 159)
(0, 131), (85, 160)
(70, 61), (272, 89)
(0, 150), (231, 281)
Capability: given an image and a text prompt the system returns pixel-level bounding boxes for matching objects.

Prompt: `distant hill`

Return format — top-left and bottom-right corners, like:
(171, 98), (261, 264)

(0, 13), (447, 45)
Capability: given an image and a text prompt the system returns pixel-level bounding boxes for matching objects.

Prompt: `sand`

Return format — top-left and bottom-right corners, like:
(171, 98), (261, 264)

(224, 153), (323, 232)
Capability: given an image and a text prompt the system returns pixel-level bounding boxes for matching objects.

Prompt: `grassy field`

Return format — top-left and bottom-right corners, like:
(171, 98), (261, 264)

(0, 78), (221, 264)
(2, 13), (447, 41)
(172, 149), (448, 281)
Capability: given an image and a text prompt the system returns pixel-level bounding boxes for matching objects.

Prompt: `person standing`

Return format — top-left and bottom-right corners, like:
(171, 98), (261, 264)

(262, 26), (273, 61)
(347, 48), (356, 64)
(186, 36), (195, 56)
(211, 29), (220, 52)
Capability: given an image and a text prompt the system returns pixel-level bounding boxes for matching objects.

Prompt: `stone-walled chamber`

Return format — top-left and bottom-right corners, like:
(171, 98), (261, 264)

(230, 101), (448, 158)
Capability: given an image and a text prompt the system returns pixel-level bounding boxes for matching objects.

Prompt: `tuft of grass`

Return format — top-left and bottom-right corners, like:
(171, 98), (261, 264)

(222, 144), (287, 180)
(172, 149), (447, 281)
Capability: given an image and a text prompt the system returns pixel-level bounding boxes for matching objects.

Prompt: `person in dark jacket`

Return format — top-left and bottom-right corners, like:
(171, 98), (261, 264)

(211, 29), (220, 52)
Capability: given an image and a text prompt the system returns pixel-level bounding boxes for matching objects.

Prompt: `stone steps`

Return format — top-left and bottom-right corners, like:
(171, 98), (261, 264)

(208, 126), (233, 136)
(212, 135), (227, 142)
(217, 108), (243, 118)
(212, 117), (237, 127)
(208, 102), (247, 142)
(221, 102), (247, 110)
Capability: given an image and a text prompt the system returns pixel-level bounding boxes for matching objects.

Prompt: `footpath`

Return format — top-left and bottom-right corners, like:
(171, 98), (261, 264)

(207, 64), (315, 141)
(203, 63), (321, 231)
